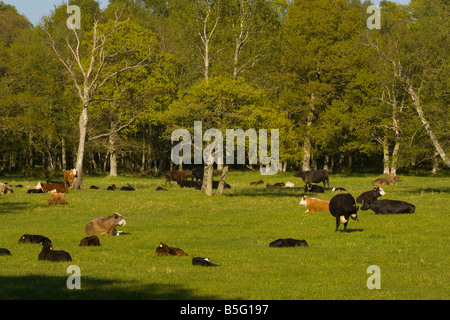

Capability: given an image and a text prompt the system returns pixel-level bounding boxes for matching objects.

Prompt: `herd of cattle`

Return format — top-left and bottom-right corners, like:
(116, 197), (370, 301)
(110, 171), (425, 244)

(295, 169), (415, 232)
(0, 167), (417, 260)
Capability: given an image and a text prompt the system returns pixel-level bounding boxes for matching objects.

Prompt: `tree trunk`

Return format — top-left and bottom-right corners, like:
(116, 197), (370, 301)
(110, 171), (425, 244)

(61, 136), (67, 170)
(215, 165), (229, 195)
(302, 93), (315, 171)
(109, 132), (118, 177)
(406, 77), (450, 168)
(73, 106), (88, 189)
(383, 139), (390, 175)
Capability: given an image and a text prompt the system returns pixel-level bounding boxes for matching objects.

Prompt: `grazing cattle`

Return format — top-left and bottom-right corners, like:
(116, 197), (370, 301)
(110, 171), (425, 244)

(107, 184), (116, 190)
(85, 212), (127, 236)
(79, 235), (101, 247)
(361, 200), (415, 214)
(266, 183), (283, 188)
(269, 238), (308, 248)
(90, 185), (100, 190)
(165, 170), (192, 185)
(332, 187), (347, 192)
(329, 194), (359, 232)
(299, 196), (330, 213)
(294, 169), (330, 189)
(18, 234), (52, 245)
(0, 182), (13, 195)
(304, 183), (325, 193)
(285, 182), (295, 188)
(191, 167), (204, 181)
(356, 187), (386, 204)
(372, 176), (401, 186)
(155, 242), (188, 256)
(120, 186), (135, 191)
(156, 187), (168, 191)
(63, 169), (77, 188)
(36, 182), (68, 194)
(38, 242), (72, 262)
(192, 257), (220, 267)
(177, 180), (201, 188)
(0, 248), (11, 256)
(250, 180), (264, 185)
(48, 193), (67, 205)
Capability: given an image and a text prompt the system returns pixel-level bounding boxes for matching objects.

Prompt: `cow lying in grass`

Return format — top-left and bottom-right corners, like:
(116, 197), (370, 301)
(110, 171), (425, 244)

(356, 187), (386, 204)
(269, 238), (308, 247)
(38, 242), (72, 262)
(372, 176), (401, 186)
(299, 196), (330, 213)
(192, 257), (220, 267)
(85, 213), (127, 236)
(155, 242), (188, 256)
(361, 200), (415, 214)
(18, 234), (52, 245)
(79, 235), (101, 247)
(48, 193), (67, 205)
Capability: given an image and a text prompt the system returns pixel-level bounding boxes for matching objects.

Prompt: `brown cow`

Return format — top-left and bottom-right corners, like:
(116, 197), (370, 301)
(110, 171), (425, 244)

(155, 242), (188, 256)
(85, 213), (127, 236)
(372, 176), (401, 186)
(165, 170), (192, 185)
(64, 169), (78, 188)
(36, 182), (68, 194)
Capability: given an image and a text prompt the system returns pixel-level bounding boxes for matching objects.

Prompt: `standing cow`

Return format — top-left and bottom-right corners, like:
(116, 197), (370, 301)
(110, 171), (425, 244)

(329, 193), (359, 232)
(294, 169), (330, 189)
(64, 169), (78, 188)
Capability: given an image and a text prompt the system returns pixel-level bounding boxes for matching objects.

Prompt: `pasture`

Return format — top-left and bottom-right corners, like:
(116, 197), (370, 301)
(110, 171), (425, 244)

(0, 172), (448, 300)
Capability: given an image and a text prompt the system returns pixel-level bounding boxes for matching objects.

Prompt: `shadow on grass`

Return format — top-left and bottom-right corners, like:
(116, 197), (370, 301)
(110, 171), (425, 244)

(0, 275), (221, 300)
(225, 187), (304, 198)
(0, 202), (40, 215)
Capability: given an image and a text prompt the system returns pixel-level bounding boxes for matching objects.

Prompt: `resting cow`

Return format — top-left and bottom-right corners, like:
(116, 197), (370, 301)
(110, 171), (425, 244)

(0, 182), (13, 195)
(269, 238), (308, 247)
(372, 176), (401, 186)
(356, 187), (386, 204)
(192, 257), (220, 267)
(48, 193), (67, 205)
(79, 236), (101, 247)
(0, 248), (11, 256)
(361, 200), (415, 214)
(304, 183), (324, 193)
(155, 242), (188, 256)
(329, 193), (359, 232)
(38, 242), (72, 262)
(85, 213), (127, 236)
(294, 169), (330, 189)
(36, 182), (68, 194)
(299, 196), (330, 213)
(18, 234), (52, 245)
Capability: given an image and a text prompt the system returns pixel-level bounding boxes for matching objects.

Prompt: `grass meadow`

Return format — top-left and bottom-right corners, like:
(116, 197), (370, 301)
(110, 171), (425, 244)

(0, 171), (448, 300)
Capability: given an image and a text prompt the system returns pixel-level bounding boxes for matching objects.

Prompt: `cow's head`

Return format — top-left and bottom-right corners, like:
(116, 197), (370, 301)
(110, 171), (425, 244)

(376, 187), (386, 196)
(299, 196), (307, 207)
(350, 213), (359, 222)
(113, 212), (127, 226)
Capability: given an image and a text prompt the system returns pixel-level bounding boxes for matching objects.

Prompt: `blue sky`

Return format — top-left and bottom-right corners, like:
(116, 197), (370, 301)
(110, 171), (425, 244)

(4, 0), (411, 26)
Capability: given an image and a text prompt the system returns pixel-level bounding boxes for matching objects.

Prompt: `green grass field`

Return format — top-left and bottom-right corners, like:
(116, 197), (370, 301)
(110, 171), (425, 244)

(0, 171), (448, 300)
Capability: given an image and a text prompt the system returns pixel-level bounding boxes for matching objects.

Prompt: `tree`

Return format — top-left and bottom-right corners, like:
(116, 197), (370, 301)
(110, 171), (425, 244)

(47, 3), (154, 188)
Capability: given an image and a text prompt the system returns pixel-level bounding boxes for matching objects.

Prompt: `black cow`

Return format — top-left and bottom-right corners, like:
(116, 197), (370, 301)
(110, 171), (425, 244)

(38, 242), (72, 262)
(269, 238), (308, 247)
(304, 183), (325, 193)
(294, 169), (330, 189)
(79, 235), (101, 247)
(46, 178), (65, 186)
(191, 167), (204, 181)
(0, 248), (11, 256)
(18, 234), (52, 245)
(356, 187), (386, 204)
(195, 181), (231, 190)
(329, 193), (359, 232)
(120, 186), (135, 191)
(177, 180), (201, 188)
(361, 200), (415, 214)
(192, 257), (220, 267)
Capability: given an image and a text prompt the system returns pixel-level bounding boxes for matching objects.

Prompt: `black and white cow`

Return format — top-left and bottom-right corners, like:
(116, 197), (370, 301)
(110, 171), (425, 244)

(304, 183), (325, 193)
(360, 200), (415, 214)
(294, 169), (330, 189)
(329, 193), (359, 232)
(356, 187), (386, 204)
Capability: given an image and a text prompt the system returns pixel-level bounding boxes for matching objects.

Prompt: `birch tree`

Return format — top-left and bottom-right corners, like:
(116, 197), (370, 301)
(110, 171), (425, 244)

(47, 5), (152, 188)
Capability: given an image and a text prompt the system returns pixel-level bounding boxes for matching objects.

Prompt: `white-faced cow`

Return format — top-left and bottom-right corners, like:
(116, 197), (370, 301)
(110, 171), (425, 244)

(356, 187), (386, 204)
(294, 169), (330, 189)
